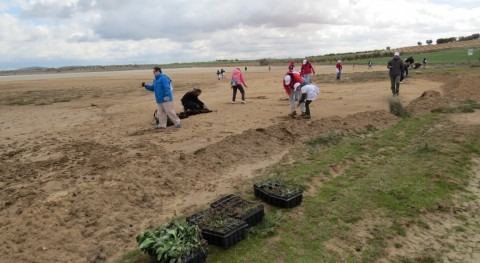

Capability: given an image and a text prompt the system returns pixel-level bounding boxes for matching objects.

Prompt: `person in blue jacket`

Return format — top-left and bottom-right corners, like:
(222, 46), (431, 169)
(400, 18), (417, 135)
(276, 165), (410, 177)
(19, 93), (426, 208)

(142, 67), (181, 129)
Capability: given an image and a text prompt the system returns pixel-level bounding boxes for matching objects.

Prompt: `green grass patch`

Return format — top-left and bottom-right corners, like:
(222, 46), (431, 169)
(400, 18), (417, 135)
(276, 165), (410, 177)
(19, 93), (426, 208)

(205, 113), (478, 263)
(432, 100), (480, 113)
(118, 111), (480, 263)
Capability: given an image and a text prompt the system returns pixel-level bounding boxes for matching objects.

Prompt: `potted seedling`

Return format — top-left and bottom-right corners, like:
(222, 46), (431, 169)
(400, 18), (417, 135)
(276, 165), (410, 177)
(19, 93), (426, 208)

(186, 208), (249, 249)
(254, 178), (303, 208)
(136, 220), (208, 263)
(210, 194), (264, 226)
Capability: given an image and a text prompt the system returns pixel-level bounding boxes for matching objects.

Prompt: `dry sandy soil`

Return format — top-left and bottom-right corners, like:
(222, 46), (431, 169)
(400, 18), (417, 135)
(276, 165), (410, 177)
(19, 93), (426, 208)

(1, 65), (479, 263)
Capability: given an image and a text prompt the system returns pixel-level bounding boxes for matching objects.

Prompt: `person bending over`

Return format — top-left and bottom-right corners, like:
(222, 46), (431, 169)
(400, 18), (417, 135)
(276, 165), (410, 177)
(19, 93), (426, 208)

(181, 88), (207, 112)
(297, 84), (320, 119)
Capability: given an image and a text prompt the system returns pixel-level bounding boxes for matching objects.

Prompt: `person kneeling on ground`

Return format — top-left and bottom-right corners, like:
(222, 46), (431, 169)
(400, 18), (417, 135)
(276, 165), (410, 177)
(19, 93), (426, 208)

(297, 83), (320, 119)
(181, 88), (207, 113)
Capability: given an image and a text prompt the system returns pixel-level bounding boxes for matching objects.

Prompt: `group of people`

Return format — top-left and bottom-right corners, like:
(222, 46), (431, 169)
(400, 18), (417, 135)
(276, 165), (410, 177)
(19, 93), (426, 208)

(143, 67), (209, 129)
(282, 59), (320, 119)
(387, 52), (427, 96)
(143, 52), (421, 129)
(216, 69), (226, 80)
(143, 60), (321, 130)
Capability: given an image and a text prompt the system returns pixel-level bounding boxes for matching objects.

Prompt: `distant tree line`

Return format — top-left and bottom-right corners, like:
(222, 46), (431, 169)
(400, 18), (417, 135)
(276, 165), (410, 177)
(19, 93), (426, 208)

(436, 33), (479, 44)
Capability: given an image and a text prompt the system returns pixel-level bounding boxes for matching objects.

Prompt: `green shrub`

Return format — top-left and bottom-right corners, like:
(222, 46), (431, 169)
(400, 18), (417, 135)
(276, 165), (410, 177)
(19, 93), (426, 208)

(136, 220), (207, 263)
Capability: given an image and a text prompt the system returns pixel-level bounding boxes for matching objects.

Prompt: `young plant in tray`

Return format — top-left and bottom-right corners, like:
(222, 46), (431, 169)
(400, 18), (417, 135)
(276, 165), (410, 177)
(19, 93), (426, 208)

(136, 220), (207, 263)
(187, 208), (250, 248)
(191, 208), (246, 233)
(254, 178), (303, 198)
(254, 178), (304, 208)
(210, 194), (265, 226)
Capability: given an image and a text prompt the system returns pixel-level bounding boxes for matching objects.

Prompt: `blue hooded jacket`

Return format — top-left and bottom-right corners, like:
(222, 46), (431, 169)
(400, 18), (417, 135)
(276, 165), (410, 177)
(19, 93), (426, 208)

(144, 73), (173, 103)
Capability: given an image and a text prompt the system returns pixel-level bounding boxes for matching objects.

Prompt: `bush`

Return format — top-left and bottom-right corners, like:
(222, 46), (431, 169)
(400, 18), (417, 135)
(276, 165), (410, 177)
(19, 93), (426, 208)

(389, 98), (410, 118)
(136, 220), (207, 263)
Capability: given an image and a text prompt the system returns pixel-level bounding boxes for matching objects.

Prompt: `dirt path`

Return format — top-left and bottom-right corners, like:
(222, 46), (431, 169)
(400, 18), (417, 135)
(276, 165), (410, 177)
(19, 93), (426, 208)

(0, 66), (477, 263)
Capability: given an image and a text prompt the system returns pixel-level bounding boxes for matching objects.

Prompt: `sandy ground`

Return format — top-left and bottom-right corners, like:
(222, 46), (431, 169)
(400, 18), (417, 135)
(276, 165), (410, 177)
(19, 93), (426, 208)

(0, 65), (479, 263)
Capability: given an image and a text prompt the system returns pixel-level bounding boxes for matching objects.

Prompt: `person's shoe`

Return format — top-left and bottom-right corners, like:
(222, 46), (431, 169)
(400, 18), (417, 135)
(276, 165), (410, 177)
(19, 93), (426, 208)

(175, 123), (182, 128)
(301, 112), (306, 116)
(302, 115), (311, 119)
(153, 125), (165, 130)
(288, 111), (297, 117)
(241, 100), (246, 104)
(231, 101), (236, 104)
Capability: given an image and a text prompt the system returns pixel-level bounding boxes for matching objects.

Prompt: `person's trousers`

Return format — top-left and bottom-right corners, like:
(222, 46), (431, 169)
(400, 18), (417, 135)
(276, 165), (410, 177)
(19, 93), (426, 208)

(157, 101), (180, 128)
(232, 84), (245, 102)
(303, 74), (312, 84)
(305, 100), (312, 116)
(390, 75), (400, 94)
(336, 72), (341, 80)
(289, 91), (305, 113)
(183, 101), (201, 111)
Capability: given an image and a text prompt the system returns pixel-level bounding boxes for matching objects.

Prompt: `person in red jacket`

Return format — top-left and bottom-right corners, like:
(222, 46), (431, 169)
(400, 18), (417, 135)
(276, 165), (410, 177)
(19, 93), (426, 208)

(283, 71), (306, 117)
(336, 60), (343, 80)
(288, 60), (295, 72)
(300, 59), (315, 84)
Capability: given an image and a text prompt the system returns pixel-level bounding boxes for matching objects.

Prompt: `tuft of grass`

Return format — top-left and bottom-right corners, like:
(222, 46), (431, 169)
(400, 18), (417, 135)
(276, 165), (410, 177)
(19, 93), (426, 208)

(389, 97), (410, 118)
(432, 100), (480, 113)
(306, 132), (344, 147)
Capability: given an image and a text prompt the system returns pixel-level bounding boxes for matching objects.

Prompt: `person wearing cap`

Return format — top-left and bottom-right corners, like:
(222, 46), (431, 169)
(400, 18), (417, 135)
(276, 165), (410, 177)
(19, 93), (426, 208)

(336, 60), (343, 80)
(300, 59), (315, 84)
(387, 52), (405, 96)
(283, 71), (306, 117)
(230, 68), (248, 104)
(296, 83), (320, 119)
(143, 67), (181, 129)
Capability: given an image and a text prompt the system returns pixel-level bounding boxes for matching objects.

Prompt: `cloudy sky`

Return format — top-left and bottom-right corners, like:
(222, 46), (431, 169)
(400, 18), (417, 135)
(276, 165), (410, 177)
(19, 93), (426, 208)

(0, 0), (479, 70)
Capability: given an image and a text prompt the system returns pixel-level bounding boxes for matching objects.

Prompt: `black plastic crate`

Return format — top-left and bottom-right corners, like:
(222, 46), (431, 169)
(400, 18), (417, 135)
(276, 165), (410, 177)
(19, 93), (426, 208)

(210, 194), (265, 226)
(182, 249), (208, 263)
(186, 209), (249, 249)
(254, 184), (303, 208)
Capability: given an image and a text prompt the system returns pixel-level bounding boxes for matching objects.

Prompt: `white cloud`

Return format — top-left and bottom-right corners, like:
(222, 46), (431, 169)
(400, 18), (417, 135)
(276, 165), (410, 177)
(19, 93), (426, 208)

(0, 0), (479, 69)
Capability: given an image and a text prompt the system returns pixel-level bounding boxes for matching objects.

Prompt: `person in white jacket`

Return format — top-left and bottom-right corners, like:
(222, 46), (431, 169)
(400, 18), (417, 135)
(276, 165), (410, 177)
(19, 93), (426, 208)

(296, 84), (320, 119)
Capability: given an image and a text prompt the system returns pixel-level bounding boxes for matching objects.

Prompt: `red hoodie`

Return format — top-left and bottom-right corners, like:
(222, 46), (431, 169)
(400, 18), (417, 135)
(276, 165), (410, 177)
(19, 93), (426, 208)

(283, 71), (303, 95)
(336, 62), (343, 71)
(301, 61), (315, 76)
(231, 68), (247, 86)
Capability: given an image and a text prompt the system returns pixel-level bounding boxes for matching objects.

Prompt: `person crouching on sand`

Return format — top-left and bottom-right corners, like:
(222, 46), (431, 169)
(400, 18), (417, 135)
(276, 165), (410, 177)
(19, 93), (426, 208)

(296, 83), (320, 119)
(181, 88), (207, 112)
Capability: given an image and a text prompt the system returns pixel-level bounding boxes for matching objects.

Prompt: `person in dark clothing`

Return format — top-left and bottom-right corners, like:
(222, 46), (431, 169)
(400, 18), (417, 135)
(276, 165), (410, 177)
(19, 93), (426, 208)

(405, 56), (414, 68)
(400, 62), (409, 82)
(387, 52), (405, 96)
(181, 88), (206, 112)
